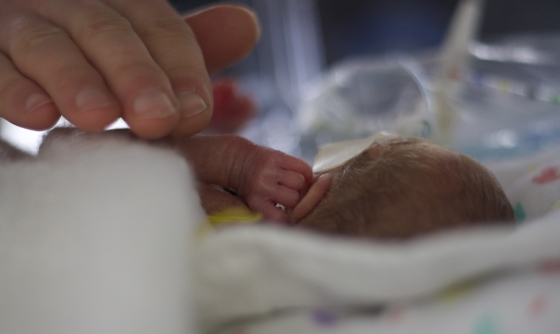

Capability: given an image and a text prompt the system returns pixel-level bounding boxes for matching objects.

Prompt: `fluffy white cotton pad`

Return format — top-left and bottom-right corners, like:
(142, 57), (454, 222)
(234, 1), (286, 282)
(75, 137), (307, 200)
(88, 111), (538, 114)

(0, 130), (204, 334)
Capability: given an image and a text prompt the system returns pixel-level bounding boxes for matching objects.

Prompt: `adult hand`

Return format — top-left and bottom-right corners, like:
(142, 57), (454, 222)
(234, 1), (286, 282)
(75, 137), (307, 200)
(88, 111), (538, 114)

(0, 1), (259, 139)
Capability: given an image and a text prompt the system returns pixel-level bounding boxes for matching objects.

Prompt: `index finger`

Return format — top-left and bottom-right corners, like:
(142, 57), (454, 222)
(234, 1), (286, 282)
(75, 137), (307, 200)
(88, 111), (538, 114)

(109, 0), (213, 137)
(31, 0), (187, 139)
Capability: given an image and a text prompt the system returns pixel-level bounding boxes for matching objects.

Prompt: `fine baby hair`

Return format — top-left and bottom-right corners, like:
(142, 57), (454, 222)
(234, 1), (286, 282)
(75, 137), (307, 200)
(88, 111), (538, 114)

(297, 138), (515, 239)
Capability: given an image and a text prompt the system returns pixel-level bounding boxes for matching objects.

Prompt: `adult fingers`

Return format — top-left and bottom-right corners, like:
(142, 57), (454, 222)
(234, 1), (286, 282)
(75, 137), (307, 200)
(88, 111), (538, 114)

(185, 5), (260, 75)
(33, 0), (189, 139)
(164, 5), (260, 137)
(103, 0), (216, 138)
(0, 10), (122, 132)
(0, 2), (259, 138)
(0, 51), (60, 130)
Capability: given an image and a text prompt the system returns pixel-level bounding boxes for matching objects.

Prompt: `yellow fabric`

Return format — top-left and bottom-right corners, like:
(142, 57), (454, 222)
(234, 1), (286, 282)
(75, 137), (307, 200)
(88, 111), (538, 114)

(194, 209), (262, 241)
(207, 208), (262, 227)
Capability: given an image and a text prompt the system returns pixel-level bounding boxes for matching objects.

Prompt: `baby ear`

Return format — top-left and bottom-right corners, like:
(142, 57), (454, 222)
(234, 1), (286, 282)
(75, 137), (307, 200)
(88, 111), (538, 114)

(289, 173), (333, 224)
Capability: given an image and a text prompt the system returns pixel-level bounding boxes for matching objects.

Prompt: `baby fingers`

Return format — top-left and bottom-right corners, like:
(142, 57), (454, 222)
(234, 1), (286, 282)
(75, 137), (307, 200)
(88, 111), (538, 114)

(249, 199), (290, 223)
(269, 185), (301, 209)
(280, 155), (313, 183)
(278, 170), (307, 192)
(245, 183), (299, 222)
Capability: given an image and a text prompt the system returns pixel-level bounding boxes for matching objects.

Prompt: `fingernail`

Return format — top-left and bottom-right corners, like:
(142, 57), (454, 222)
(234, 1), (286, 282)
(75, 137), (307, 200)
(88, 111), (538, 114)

(177, 91), (207, 118)
(133, 89), (177, 119)
(26, 93), (54, 113)
(76, 87), (113, 112)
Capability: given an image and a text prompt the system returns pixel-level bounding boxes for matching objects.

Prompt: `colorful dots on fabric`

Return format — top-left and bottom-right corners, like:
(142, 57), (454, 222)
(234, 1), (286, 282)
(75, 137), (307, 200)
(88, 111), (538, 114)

(538, 259), (560, 275)
(528, 295), (548, 318)
(527, 165), (538, 174)
(386, 308), (405, 325)
(208, 208), (262, 227)
(472, 314), (500, 334)
(550, 200), (560, 213)
(531, 166), (560, 185)
(514, 202), (526, 224)
(312, 309), (339, 327)
(441, 282), (476, 304)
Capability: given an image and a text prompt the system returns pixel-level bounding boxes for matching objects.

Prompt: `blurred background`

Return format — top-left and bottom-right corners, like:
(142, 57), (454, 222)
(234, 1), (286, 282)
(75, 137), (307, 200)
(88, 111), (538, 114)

(178, 0), (560, 160)
(3, 0), (560, 157)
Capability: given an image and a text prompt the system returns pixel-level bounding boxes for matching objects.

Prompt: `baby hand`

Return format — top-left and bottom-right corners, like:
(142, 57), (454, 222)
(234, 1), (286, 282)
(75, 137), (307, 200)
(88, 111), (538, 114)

(237, 148), (312, 223)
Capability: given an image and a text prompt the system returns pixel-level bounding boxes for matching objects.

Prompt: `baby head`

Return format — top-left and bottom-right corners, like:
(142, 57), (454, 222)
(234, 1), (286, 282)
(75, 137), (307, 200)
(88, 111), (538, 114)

(290, 138), (514, 239)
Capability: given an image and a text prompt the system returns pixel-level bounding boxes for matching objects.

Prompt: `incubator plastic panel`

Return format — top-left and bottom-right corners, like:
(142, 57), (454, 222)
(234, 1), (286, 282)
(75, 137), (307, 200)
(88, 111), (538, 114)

(297, 34), (560, 162)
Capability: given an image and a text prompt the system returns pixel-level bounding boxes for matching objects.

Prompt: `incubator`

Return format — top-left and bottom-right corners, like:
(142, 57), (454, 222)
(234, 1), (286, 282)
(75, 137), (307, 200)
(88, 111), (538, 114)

(3, 1), (560, 334)
(297, 0), (560, 163)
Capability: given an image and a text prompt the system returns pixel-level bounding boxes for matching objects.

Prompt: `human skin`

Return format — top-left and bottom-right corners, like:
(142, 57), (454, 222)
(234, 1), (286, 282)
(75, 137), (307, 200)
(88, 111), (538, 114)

(0, 2), (260, 139)
(174, 135), (313, 223)
(194, 166), (331, 224)
(287, 172), (333, 223)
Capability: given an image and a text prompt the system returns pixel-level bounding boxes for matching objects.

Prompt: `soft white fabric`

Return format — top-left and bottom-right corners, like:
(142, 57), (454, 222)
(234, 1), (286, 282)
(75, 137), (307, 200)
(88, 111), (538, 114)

(0, 131), (203, 334)
(215, 268), (560, 334)
(195, 215), (560, 325)
(486, 144), (560, 223)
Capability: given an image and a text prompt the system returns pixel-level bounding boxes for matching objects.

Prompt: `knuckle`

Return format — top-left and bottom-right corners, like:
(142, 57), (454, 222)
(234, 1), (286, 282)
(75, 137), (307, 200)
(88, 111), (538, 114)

(0, 76), (18, 101)
(163, 69), (210, 98)
(163, 64), (206, 83)
(13, 23), (67, 53)
(76, 16), (132, 41)
(137, 17), (190, 39)
(111, 61), (160, 82)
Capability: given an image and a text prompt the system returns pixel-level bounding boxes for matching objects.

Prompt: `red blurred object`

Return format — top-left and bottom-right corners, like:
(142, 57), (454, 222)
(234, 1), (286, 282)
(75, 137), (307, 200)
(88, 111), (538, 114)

(208, 78), (256, 134)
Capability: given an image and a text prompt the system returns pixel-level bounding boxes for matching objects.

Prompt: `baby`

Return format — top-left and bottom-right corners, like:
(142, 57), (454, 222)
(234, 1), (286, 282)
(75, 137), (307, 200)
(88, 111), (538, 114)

(177, 134), (514, 239)
(291, 137), (515, 239)
(34, 128), (514, 239)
